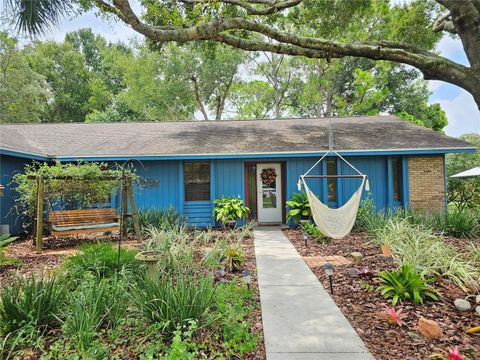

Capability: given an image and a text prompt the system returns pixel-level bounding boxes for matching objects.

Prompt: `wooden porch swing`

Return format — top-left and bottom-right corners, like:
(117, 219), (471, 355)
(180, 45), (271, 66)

(32, 174), (141, 253)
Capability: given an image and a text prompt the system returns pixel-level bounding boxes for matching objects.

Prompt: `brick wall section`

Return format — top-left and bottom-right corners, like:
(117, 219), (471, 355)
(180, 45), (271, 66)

(408, 155), (446, 211)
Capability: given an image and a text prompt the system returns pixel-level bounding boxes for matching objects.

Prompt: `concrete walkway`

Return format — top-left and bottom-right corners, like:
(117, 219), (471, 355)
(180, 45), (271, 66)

(254, 227), (374, 360)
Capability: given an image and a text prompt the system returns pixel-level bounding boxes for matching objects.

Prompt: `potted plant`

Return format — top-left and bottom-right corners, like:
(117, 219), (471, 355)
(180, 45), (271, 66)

(286, 192), (311, 226)
(213, 196), (250, 228)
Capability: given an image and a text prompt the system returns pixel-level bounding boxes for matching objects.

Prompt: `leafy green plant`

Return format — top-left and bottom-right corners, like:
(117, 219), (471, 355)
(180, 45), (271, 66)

(285, 192), (311, 224)
(207, 282), (258, 356)
(302, 222), (325, 242)
(61, 242), (137, 280)
(61, 277), (110, 351)
(438, 207), (480, 238)
(0, 276), (66, 334)
(0, 234), (18, 248)
(377, 264), (440, 305)
(133, 274), (215, 336)
(0, 234), (21, 268)
(213, 196), (249, 225)
(223, 243), (246, 271)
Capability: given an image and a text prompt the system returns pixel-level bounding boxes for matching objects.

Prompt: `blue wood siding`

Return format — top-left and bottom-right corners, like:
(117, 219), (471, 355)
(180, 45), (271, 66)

(0, 155), (29, 234)
(132, 160), (180, 210)
(285, 157), (323, 204)
(184, 201), (213, 227)
(214, 160), (244, 199)
(0, 155), (411, 230)
(339, 156), (389, 210)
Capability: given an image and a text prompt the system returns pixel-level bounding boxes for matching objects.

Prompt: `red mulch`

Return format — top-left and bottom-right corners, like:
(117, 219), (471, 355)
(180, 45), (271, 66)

(284, 229), (480, 360)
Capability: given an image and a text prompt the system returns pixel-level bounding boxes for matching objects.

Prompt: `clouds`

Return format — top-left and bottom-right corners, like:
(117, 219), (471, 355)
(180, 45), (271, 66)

(428, 36), (479, 136)
(440, 91), (480, 137)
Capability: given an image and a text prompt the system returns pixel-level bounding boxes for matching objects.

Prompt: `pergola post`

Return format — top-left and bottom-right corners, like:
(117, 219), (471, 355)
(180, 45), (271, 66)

(121, 179), (128, 237)
(35, 176), (44, 254)
(126, 177), (142, 242)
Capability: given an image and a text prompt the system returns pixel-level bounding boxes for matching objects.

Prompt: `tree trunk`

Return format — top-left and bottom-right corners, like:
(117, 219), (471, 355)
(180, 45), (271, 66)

(191, 77), (209, 121)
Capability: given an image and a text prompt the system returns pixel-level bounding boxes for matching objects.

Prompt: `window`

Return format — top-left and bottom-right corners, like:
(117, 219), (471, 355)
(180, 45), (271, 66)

(184, 162), (210, 201)
(327, 159), (337, 202)
(392, 157), (403, 202)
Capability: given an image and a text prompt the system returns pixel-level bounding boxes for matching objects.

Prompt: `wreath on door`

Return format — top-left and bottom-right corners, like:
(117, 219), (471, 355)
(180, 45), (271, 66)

(260, 168), (277, 187)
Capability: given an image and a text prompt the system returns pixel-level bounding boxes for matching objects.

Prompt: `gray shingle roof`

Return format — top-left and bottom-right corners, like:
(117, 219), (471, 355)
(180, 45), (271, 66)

(0, 116), (476, 159)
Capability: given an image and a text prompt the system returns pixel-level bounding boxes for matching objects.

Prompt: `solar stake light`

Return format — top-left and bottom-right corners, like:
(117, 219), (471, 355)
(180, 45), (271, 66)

(303, 231), (308, 246)
(323, 262), (334, 295)
(242, 270), (251, 290)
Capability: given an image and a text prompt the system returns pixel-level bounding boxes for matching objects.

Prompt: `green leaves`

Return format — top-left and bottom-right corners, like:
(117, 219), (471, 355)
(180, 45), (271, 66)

(285, 192), (311, 224)
(213, 196), (250, 224)
(377, 264), (440, 305)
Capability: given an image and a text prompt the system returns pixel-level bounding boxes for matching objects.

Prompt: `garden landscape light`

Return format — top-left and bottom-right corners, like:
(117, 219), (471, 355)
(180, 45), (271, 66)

(323, 262), (334, 295)
(242, 270), (251, 290)
(303, 231), (308, 246)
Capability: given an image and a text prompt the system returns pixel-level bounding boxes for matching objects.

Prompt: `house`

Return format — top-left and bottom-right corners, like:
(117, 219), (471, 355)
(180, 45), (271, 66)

(0, 115), (476, 234)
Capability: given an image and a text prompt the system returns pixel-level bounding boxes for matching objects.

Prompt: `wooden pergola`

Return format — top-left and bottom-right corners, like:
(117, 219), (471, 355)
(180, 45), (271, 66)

(31, 174), (141, 253)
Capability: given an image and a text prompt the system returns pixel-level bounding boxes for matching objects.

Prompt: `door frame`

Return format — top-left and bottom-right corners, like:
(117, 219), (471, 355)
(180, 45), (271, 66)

(244, 161), (286, 224)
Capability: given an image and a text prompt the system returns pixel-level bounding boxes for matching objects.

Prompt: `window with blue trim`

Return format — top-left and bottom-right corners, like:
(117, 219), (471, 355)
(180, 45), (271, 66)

(391, 157), (403, 203)
(184, 162), (210, 201)
(327, 159), (337, 203)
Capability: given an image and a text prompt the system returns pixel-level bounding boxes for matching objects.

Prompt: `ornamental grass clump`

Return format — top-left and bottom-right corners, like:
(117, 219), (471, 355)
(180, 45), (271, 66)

(61, 242), (137, 280)
(133, 274), (215, 336)
(133, 207), (187, 232)
(0, 276), (66, 334)
(375, 219), (479, 289)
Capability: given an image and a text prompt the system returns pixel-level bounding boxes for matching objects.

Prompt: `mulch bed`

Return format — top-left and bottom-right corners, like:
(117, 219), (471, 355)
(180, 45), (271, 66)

(284, 229), (480, 360)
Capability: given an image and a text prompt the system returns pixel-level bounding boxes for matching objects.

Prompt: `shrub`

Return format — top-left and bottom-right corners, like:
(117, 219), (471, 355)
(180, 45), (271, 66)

(61, 242), (137, 280)
(133, 275), (215, 336)
(132, 207), (187, 232)
(377, 264), (440, 305)
(285, 192), (311, 225)
(0, 276), (66, 334)
(213, 196), (249, 225)
(208, 282), (257, 356)
(0, 234), (21, 268)
(143, 227), (196, 275)
(61, 277), (110, 351)
(302, 222), (325, 242)
(223, 243), (246, 271)
(438, 208), (480, 238)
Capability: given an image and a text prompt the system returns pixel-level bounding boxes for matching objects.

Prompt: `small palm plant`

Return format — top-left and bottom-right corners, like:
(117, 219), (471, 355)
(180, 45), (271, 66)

(286, 192), (311, 224)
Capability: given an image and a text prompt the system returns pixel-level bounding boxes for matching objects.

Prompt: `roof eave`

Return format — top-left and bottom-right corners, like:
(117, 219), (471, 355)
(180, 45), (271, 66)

(1, 147), (476, 162)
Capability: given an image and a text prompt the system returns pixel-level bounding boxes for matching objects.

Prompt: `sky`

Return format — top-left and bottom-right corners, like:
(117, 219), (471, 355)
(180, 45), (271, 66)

(2, 2), (479, 138)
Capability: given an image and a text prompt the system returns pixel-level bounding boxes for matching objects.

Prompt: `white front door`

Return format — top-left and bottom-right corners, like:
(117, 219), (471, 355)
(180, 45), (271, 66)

(257, 163), (282, 224)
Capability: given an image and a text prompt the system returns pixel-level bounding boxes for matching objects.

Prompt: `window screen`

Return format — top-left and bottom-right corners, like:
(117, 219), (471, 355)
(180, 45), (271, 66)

(184, 162), (210, 201)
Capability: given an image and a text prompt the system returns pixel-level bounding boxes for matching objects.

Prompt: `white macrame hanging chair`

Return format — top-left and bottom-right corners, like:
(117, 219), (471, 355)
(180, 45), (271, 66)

(297, 150), (370, 240)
